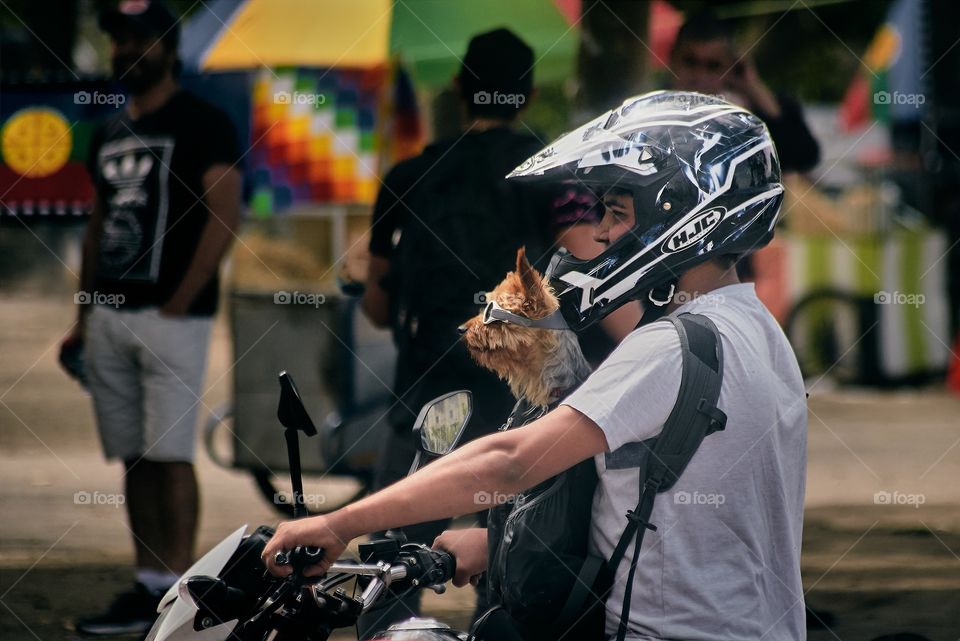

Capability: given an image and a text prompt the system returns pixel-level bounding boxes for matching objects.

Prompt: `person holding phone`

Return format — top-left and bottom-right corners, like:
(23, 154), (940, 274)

(669, 11), (820, 175)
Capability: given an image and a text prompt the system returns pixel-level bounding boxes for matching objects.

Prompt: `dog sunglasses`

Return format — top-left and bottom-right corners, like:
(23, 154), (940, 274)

(482, 299), (569, 330)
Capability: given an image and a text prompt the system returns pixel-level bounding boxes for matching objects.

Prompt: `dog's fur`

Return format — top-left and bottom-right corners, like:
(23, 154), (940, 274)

(461, 248), (591, 407)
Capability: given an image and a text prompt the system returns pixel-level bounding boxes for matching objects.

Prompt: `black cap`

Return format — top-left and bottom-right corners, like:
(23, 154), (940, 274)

(99, 0), (180, 48)
(458, 28), (534, 119)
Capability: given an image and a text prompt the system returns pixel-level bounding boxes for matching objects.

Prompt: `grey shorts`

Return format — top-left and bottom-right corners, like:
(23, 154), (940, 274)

(84, 305), (213, 463)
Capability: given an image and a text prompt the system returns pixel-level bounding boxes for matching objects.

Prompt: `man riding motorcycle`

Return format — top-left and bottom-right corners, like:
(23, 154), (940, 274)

(263, 90), (808, 641)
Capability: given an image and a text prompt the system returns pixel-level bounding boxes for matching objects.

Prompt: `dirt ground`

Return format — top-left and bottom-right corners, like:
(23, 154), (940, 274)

(2, 295), (959, 641)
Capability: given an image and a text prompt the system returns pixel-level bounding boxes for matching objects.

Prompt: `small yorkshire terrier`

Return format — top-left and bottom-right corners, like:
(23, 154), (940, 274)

(460, 248), (591, 408)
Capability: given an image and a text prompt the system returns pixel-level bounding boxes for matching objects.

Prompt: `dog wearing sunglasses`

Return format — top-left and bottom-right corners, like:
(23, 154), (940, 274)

(455, 248), (598, 640)
(460, 248), (591, 409)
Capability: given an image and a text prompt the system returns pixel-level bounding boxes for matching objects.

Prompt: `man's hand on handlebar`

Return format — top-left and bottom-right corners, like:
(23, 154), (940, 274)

(262, 515), (352, 577)
(433, 527), (488, 587)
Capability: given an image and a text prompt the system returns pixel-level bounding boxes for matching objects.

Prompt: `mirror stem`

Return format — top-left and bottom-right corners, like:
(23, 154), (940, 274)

(406, 451), (423, 477)
(284, 427), (308, 519)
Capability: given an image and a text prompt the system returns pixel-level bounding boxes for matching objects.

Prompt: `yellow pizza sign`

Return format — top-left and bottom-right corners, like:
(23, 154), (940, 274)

(1, 108), (73, 178)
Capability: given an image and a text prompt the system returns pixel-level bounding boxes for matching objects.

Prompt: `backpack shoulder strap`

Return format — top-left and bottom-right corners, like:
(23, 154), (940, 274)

(606, 313), (726, 568)
(648, 313), (728, 490)
(556, 313), (728, 638)
(610, 312), (727, 641)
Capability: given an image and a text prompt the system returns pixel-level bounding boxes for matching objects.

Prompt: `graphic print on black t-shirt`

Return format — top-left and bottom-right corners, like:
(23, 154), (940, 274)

(96, 135), (174, 282)
(87, 91), (241, 315)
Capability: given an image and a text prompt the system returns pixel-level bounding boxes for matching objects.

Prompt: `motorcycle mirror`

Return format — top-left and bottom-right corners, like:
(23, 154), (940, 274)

(413, 390), (472, 457)
(277, 371), (318, 518)
(277, 371), (317, 436)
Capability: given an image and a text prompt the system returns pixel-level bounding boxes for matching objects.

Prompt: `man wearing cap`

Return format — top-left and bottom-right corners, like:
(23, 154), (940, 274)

(67, 1), (242, 635)
(358, 27), (559, 636)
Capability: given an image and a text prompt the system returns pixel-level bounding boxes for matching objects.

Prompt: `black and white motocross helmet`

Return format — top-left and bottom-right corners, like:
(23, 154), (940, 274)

(507, 90), (784, 331)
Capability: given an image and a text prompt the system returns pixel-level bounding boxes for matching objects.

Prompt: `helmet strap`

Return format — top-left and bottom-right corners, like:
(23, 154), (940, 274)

(635, 280), (678, 329)
(647, 282), (676, 307)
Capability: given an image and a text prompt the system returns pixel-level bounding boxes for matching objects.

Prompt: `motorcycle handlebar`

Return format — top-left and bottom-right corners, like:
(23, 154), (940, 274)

(353, 548), (456, 611)
(277, 545), (456, 587)
(273, 543), (455, 603)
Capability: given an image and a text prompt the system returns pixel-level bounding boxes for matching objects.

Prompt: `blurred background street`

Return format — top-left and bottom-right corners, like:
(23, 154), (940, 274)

(2, 0), (960, 639)
(2, 295), (958, 639)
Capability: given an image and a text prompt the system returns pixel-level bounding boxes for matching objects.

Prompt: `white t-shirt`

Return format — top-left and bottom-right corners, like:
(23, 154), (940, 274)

(563, 283), (807, 641)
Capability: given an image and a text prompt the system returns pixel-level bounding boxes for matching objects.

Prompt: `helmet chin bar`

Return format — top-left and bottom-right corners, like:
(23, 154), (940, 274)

(578, 278), (680, 333)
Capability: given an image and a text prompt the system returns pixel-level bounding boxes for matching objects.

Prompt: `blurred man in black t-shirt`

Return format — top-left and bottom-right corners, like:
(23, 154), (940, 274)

(63, 2), (242, 635)
(359, 28), (560, 635)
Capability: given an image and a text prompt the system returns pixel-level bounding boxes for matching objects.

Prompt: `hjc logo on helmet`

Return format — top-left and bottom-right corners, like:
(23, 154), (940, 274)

(662, 208), (725, 253)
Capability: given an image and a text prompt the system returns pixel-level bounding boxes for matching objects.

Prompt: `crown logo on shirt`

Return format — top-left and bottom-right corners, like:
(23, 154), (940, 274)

(102, 153), (154, 186)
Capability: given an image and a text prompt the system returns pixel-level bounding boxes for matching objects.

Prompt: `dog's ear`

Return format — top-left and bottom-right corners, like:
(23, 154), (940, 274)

(514, 247), (527, 274)
(516, 247), (544, 303)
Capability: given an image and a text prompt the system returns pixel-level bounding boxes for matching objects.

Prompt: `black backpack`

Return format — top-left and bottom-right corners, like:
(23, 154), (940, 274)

(473, 313), (728, 641)
(385, 131), (550, 430)
(481, 397), (597, 641)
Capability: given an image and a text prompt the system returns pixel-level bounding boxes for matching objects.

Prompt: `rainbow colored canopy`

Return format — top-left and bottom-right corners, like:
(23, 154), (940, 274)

(182, 0), (580, 86)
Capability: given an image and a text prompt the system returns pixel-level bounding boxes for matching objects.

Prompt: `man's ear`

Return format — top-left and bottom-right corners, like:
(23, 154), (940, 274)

(515, 247), (542, 301)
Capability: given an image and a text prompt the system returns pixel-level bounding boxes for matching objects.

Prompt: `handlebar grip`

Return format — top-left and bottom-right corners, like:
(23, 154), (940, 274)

(431, 550), (456, 583)
(275, 546), (324, 569)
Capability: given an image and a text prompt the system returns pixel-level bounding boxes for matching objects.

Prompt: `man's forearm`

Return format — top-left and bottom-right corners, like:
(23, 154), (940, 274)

(168, 165), (241, 310)
(328, 405), (608, 540)
(746, 83), (781, 120)
(332, 429), (528, 540)
(262, 406), (606, 574)
(79, 236), (97, 312)
(77, 202), (102, 326)
(168, 217), (236, 306)
(361, 254), (391, 328)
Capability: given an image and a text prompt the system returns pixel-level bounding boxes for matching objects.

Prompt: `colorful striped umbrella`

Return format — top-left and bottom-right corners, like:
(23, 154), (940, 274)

(181, 0), (580, 86)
